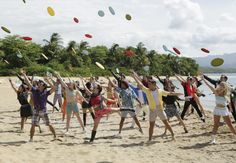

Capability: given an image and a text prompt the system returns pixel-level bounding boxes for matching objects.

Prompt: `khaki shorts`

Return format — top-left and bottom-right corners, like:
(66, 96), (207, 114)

(149, 108), (167, 122)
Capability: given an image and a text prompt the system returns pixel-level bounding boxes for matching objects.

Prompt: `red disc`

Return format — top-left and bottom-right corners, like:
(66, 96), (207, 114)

(73, 17), (79, 23)
(173, 47), (181, 55)
(124, 50), (135, 57)
(22, 37), (32, 41)
(201, 48), (210, 53)
(85, 34), (92, 38)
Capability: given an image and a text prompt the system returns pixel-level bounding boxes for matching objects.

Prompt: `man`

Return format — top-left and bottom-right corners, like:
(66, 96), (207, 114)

(21, 70), (56, 142)
(132, 71), (182, 141)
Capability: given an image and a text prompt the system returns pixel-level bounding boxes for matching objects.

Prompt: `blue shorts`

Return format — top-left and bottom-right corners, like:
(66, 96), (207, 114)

(66, 102), (79, 114)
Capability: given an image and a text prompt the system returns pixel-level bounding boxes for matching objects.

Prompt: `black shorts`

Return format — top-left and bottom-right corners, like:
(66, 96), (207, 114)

(82, 101), (91, 109)
(20, 104), (32, 118)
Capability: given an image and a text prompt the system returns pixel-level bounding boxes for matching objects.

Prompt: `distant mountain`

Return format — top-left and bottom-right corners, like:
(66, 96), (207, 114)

(194, 53), (236, 68)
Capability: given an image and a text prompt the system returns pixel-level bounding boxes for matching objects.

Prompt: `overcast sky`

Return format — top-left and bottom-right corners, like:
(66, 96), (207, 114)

(1, 0), (236, 57)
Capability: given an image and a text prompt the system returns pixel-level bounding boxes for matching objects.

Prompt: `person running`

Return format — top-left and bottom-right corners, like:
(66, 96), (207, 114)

(9, 79), (32, 132)
(21, 70), (56, 142)
(132, 71), (182, 141)
(201, 75), (236, 144)
(80, 77), (120, 143)
(55, 73), (85, 133)
(107, 77), (143, 136)
(175, 74), (205, 122)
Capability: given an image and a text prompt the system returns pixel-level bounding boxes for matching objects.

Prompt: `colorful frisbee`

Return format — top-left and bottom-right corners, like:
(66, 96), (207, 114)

(116, 68), (120, 74)
(47, 7), (55, 16)
(82, 50), (89, 55)
(201, 48), (210, 53)
(125, 14), (132, 21)
(85, 34), (92, 38)
(1, 26), (11, 34)
(17, 50), (23, 58)
(4, 60), (9, 64)
(109, 6), (115, 15)
(72, 48), (76, 54)
(211, 58), (224, 67)
(173, 47), (181, 55)
(22, 37), (32, 41)
(73, 17), (79, 23)
(41, 53), (48, 60)
(95, 62), (105, 70)
(163, 45), (168, 52)
(124, 49), (135, 57)
(98, 10), (105, 17)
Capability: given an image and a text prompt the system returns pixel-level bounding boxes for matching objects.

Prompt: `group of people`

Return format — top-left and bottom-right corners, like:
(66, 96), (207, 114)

(9, 69), (236, 144)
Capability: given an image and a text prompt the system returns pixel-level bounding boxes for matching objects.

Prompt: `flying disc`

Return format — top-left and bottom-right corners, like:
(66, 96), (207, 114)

(173, 47), (181, 55)
(72, 48), (76, 54)
(163, 45), (168, 52)
(22, 0), (26, 3)
(201, 48), (210, 53)
(85, 34), (92, 38)
(109, 6), (115, 15)
(22, 37), (32, 41)
(47, 7), (55, 16)
(116, 68), (120, 74)
(41, 53), (48, 60)
(124, 49), (135, 57)
(17, 50), (23, 58)
(143, 66), (150, 72)
(4, 60), (9, 64)
(82, 50), (89, 55)
(211, 58), (224, 67)
(95, 62), (105, 70)
(73, 17), (79, 23)
(98, 10), (105, 17)
(125, 14), (132, 21)
(1, 26), (11, 34)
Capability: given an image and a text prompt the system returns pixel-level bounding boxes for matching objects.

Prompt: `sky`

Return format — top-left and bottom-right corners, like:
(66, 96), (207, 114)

(1, 0), (236, 57)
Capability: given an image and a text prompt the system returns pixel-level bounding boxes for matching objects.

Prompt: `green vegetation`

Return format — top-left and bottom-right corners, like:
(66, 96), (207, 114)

(0, 33), (199, 76)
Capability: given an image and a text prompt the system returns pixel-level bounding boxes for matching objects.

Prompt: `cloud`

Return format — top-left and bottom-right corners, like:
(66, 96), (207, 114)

(164, 0), (203, 29)
(219, 13), (235, 22)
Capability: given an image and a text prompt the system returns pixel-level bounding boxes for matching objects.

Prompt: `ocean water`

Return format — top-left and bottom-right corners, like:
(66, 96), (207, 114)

(156, 73), (236, 111)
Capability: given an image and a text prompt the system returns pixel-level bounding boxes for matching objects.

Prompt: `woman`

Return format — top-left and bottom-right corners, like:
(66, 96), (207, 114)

(202, 76), (236, 144)
(9, 78), (32, 131)
(56, 73), (85, 133)
(81, 77), (120, 143)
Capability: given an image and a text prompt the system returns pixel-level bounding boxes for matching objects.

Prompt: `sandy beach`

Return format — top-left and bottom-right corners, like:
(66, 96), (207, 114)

(0, 77), (236, 163)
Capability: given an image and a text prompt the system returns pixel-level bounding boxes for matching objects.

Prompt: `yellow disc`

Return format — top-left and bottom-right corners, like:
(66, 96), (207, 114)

(47, 7), (55, 16)
(211, 58), (224, 67)
(95, 62), (105, 70)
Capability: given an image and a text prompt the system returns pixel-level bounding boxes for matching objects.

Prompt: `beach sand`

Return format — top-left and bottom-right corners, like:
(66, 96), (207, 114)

(0, 77), (236, 163)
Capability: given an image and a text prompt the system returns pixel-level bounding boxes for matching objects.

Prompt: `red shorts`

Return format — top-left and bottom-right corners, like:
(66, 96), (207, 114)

(95, 108), (111, 118)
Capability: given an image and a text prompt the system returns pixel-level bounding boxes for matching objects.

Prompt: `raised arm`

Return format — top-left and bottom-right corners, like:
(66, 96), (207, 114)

(55, 73), (68, 89)
(131, 71), (145, 89)
(107, 77), (117, 88)
(175, 74), (184, 83)
(9, 78), (17, 93)
(80, 77), (92, 95)
(21, 70), (32, 89)
(44, 77), (55, 94)
(156, 76), (164, 85)
(202, 76), (216, 94)
(202, 74), (218, 87)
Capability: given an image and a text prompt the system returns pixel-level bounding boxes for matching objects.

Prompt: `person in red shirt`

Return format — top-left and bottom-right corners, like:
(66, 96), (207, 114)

(175, 74), (205, 122)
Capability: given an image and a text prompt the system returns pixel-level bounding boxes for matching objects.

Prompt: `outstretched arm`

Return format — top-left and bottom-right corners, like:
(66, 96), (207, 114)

(156, 76), (164, 85)
(175, 74), (184, 83)
(201, 76), (216, 94)
(55, 72), (68, 89)
(131, 71), (145, 89)
(9, 78), (17, 93)
(80, 77), (92, 95)
(44, 77), (55, 94)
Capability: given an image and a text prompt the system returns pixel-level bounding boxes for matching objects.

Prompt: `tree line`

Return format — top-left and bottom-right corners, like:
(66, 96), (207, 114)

(0, 33), (199, 77)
